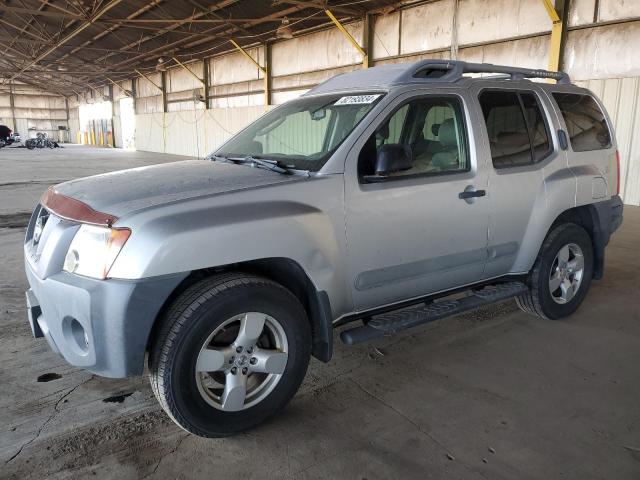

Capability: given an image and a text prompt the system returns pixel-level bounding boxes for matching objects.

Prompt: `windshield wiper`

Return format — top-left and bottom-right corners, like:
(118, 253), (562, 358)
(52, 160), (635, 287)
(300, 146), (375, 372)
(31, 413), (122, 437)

(210, 154), (308, 176)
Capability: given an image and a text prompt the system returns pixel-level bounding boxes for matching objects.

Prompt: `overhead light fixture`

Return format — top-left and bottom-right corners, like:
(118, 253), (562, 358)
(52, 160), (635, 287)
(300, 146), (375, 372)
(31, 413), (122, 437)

(276, 17), (293, 39)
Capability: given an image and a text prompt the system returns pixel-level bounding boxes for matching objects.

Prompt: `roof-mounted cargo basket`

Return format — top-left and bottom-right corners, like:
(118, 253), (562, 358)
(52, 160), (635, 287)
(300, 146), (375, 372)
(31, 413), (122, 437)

(397, 60), (571, 85)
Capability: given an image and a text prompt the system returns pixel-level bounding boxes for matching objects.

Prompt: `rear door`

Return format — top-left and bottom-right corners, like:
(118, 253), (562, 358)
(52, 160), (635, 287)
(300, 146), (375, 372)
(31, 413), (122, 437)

(471, 84), (563, 278)
(343, 89), (490, 311)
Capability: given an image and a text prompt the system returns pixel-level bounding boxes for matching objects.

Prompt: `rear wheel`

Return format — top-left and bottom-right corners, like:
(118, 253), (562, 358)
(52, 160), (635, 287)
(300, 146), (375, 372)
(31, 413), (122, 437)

(517, 223), (593, 320)
(149, 273), (311, 437)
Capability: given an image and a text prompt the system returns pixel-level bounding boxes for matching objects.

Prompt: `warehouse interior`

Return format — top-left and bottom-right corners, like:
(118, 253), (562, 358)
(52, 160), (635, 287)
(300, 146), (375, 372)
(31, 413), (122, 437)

(1, 1), (640, 479)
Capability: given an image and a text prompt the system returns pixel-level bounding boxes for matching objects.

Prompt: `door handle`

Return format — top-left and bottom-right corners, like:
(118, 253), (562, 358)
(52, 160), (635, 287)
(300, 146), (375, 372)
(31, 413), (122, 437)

(458, 189), (486, 200)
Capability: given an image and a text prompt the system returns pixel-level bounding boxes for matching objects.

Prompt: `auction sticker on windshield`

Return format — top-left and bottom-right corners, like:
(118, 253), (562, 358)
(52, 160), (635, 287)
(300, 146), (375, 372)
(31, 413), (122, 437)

(334, 94), (381, 105)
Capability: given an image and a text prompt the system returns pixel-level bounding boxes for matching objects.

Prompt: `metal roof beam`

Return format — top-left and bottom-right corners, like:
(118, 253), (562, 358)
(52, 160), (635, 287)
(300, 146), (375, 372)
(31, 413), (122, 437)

(5, 0), (124, 83)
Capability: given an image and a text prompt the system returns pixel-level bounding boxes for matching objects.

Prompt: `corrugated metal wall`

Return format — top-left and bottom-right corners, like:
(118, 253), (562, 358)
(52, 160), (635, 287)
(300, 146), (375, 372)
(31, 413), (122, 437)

(134, 106), (269, 157)
(0, 86), (68, 141)
(578, 78), (640, 205)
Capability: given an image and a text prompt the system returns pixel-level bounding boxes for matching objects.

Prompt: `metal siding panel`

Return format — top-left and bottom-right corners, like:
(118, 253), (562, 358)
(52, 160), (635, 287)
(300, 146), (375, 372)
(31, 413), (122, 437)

(135, 113), (165, 153)
(457, 36), (549, 69)
(624, 86), (640, 205)
(599, 0), (640, 21)
(137, 73), (162, 98)
(457, 0), (550, 46)
(372, 11), (399, 59)
(271, 21), (363, 76)
(165, 110), (206, 158)
(613, 78), (639, 202)
(565, 23), (640, 80)
(568, 0), (597, 27)
(211, 48), (264, 85)
(401, 1), (453, 54)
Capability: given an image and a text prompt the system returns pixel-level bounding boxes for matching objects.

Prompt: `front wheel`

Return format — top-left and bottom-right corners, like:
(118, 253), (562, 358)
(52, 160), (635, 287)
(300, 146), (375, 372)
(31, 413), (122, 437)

(517, 223), (594, 320)
(149, 273), (311, 437)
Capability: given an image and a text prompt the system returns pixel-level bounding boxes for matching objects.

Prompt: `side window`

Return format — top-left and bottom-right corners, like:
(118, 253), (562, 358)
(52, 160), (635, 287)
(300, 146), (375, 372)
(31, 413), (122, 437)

(479, 90), (551, 168)
(359, 96), (469, 180)
(552, 93), (612, 151)
(521, 93), (551, 162)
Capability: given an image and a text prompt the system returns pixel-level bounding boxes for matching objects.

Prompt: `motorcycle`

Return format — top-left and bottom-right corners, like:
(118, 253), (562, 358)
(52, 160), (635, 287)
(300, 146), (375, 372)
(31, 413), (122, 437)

(25, 133), (56, 150)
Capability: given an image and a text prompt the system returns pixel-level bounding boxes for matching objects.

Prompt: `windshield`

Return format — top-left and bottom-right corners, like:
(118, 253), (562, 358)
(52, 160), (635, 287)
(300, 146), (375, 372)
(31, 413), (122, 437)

(215, 93), (384, 172)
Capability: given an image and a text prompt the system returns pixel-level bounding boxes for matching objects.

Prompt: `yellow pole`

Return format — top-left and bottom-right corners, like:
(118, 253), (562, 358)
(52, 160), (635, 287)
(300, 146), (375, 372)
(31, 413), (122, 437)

(540, 0), (563, 77)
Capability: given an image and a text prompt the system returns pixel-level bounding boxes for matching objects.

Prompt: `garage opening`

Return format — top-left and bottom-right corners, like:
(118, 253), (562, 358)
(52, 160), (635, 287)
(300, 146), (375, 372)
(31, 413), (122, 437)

(78, 101), (113, 146)
(119, 97), (135, 150)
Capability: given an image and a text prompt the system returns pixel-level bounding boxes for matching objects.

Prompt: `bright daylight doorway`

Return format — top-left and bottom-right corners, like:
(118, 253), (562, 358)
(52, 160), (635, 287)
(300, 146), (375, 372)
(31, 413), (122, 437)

(119, 97), (136, 150)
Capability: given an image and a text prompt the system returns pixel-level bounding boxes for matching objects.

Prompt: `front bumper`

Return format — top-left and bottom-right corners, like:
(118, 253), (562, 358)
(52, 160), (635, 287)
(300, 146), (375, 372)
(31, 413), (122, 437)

(25, 261), (187, 378)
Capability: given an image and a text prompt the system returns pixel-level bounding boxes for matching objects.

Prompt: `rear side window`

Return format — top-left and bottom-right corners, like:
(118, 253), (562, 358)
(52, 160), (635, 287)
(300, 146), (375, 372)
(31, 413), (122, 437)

(479, 90), (552, 169)
(552, 93), (611, 151)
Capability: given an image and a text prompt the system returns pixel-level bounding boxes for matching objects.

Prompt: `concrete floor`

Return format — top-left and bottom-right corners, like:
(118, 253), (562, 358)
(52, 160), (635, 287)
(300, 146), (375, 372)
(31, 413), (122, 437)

(1, 145), (639, 479)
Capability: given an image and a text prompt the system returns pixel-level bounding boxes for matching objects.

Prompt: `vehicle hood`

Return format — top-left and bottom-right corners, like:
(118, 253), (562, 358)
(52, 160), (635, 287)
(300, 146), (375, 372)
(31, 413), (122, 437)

(51, 160), (304, 220)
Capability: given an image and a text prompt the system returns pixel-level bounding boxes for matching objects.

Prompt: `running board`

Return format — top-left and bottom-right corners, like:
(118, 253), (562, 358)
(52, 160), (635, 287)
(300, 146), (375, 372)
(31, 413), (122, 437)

(340, 282), (528, 345)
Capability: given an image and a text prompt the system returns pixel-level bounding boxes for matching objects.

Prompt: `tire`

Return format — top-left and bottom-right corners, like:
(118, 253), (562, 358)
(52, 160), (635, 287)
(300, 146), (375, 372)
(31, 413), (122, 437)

(516, 223), (593, 320)
(148, 273), (311, 437)
(26, 139), (36, 150)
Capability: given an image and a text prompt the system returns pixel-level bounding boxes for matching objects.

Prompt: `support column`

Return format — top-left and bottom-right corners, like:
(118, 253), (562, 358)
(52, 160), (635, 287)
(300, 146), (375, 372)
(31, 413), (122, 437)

(65, 96), (70, 144)
(541, 0), (568, 73)
(108, 84), (115, 147)
(202, 57), (210, 156)
(264, 42), (272, 106)
(362, 13), (373, 68)
(131, 78), (137, 115)
(161, 70), (168, 153)
(202, 58), (210, 110)
(9, 84), (17, 132)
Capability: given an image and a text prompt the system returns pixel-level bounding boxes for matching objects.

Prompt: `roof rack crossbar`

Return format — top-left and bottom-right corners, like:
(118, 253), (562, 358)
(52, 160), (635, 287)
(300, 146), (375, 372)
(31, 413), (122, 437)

(396, 60), (571, 85)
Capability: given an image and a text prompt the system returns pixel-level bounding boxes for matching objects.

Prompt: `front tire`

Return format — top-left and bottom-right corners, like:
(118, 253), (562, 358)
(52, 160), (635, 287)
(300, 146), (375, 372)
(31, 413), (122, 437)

(149, 273), (311, 437)
(517, 223), (593, 320)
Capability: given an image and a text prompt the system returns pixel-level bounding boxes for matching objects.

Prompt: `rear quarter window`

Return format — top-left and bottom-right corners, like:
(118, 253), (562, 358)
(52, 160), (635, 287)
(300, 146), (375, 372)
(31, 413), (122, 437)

(552, 93), (612, 151)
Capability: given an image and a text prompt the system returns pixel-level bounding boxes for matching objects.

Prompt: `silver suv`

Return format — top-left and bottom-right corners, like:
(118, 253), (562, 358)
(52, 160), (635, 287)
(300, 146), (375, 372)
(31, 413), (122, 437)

(24, 60), (623, 437)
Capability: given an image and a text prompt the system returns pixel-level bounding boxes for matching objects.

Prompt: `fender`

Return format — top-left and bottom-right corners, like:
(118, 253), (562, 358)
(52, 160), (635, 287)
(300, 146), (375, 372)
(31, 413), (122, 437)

(109, 174), (353, 323)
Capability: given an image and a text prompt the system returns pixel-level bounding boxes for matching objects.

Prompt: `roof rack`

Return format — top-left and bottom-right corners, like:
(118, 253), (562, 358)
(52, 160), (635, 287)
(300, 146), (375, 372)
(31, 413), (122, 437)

(396, 59), (571, 85)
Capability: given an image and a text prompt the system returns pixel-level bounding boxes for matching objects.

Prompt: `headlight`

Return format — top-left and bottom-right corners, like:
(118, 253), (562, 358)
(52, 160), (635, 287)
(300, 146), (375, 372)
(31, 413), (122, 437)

(63, 225), (131, 279)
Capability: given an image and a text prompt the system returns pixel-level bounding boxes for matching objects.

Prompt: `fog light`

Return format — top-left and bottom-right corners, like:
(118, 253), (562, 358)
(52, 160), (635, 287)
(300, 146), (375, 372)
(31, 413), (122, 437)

(63, 317), (90, 355)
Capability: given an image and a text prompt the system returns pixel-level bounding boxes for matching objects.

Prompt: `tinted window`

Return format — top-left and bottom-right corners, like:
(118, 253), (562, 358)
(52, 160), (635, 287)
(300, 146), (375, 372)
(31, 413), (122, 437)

(521, 93), (551, 161)
(479, 91), (532, 168)
(553, 93), (611, 151)
(359, 96), (469, 179)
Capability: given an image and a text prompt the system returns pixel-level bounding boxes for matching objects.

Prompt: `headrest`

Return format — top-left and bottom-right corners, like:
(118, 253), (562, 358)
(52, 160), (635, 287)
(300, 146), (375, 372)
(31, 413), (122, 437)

(438, 118), (457, 147)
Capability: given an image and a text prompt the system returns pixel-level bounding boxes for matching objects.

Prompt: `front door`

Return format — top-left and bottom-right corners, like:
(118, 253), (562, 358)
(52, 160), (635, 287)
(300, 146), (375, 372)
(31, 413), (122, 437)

(344, 91), (490, 311)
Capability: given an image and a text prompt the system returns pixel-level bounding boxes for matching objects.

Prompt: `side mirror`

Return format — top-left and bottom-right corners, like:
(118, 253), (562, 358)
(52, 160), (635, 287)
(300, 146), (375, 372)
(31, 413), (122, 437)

(374, 144), (413, 176)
